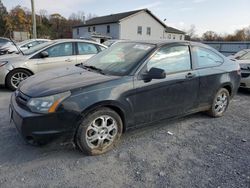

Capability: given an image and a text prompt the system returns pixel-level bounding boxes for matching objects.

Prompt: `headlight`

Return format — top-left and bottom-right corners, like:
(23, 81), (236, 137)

(27, 91), (71, 114)
(0, 61), (8, 67)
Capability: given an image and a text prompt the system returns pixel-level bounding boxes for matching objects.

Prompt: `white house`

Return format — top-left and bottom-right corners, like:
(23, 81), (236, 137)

(72, 9), (185, 43)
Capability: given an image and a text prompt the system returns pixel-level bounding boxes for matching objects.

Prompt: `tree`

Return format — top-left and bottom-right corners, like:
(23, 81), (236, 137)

(0, 0), (8, 36)
(202, 31), (219, 41)
(185, 24), (196, 39)
(7, 6), (32, 33)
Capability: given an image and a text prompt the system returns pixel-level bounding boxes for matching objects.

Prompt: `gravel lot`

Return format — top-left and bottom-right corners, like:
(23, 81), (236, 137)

(0, 88), (249, 188)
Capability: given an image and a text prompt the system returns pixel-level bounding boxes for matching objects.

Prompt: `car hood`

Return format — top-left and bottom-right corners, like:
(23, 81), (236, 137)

(0, 53), (27, 62)
(19, 66), (119, 97)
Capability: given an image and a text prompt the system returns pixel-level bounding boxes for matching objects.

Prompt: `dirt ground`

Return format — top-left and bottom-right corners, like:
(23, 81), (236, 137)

(0, 88), (249, 188)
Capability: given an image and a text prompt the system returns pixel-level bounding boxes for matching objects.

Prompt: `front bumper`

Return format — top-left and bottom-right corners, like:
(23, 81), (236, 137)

(0, 66), (8, 85)
(10, 93), (78, 144)
(240, 70), (250, 89)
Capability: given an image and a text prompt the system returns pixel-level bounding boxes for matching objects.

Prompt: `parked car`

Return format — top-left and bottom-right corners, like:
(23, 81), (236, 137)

(0, 39), (50, 55)
(229, 49), (250, 89)
(10, 41), (241, 155)
(0, 39), (107, 90)
(228, 49), (250, 60)
(0, 37), (11, 49)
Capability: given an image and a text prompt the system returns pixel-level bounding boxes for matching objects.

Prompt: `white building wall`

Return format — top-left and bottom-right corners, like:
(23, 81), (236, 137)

(119, 11), (165, 40)
(72, 10), (185, 41)
(73, 23), (120, 39)
(165, 33), (185, 40)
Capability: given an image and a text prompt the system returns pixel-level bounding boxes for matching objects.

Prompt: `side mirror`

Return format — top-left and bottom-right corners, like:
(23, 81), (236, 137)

(28, 44), (33, 48)
(142, 67), (166, 81)
(40, 51), (49, 58)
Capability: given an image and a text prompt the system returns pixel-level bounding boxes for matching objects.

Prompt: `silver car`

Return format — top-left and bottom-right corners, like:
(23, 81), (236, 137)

(230, 49), (250, 89)
(0, 39), (50, 55)
(0, 39), (107, 90)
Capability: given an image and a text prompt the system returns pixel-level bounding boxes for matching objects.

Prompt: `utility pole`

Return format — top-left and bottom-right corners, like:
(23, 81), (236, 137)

(31, 0), (37, 38)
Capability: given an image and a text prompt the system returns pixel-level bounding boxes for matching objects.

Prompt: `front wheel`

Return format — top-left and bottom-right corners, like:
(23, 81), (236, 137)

(6, 69), (31, 91)
(76, 108), (123, 155)
(207, 88), (230, 117)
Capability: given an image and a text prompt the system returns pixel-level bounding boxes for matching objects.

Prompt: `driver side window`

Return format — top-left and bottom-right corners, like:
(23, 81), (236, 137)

(46, 43), (73, 57)
(147, 45), (191, 74)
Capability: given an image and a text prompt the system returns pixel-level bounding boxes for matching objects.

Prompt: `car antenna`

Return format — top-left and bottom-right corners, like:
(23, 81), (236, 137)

(9, 37), (24, 55)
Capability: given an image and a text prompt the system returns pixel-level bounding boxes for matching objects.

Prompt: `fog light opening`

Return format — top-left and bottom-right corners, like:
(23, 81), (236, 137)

(26, 136), (36, 145)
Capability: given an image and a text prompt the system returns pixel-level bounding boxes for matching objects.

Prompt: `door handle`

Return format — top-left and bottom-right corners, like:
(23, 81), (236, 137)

(186, 72), (196, 79)
(65, 59), (72, 62)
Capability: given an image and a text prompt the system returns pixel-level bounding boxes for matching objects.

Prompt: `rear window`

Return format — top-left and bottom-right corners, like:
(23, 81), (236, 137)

(77, 42), (98, 55)
(193, 47), (224, 68)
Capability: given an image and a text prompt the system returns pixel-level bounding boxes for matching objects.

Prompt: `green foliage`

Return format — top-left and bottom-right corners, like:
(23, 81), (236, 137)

(0, 1), (85, 39)
(0, 0), (8, 36)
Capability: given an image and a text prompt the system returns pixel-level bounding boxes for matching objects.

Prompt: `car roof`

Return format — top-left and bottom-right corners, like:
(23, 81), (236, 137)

(52, 39), (107, 47)
(118, 40), (210, 48)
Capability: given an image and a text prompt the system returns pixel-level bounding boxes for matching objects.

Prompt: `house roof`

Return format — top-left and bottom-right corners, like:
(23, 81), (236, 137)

(166, 26), (185, 34)
(73, 9), (145, 27)
(73, 9), (185, 34)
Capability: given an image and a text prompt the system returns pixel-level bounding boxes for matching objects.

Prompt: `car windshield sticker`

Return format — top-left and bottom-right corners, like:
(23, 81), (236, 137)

(133, 44), (152, 51)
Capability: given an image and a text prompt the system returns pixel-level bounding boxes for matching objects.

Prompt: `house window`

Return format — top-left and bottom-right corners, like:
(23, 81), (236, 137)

(93, 26), (96, 32)
(137, 26), (142, 35)
(107, 25), (110, 33)
(88, 27), (91, 32)
(147, 27), (151, 35)
(168, 34), (171, 39)
(173, 35), (176, 40)
(180, 35), (183, 40)
(77, 28), (79, 35)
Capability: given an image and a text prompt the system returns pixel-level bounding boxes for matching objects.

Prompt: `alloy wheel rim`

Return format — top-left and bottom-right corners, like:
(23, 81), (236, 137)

(11, 72), (29, 88)
(86, 115), (118, 149)
(214, 91), (228, 114)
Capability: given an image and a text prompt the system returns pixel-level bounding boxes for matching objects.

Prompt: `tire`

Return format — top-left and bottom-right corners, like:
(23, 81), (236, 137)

(76, 107), (123, 155)
(6, 69), (32, 91)
(207, 88), (230, 117)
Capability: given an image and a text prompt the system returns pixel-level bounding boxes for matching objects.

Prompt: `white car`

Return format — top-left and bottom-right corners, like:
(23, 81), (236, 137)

(0, 39), (107, 90)
(229, 49), (250, 89)
(0, 39), (50, 55)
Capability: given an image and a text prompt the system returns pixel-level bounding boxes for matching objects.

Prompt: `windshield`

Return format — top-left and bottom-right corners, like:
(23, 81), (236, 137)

(234, 50), (247, 59)
(84, 42), (155, 76)
(239, 52), (250, 60)
(16, 39), (33, 46)
(23, 41), (54, 55)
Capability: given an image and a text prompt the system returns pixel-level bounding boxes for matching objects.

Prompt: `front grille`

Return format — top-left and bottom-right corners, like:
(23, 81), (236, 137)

(241, 73), (250, 78)
(240, 83), (246, 87)
(15, 90), (30, 109)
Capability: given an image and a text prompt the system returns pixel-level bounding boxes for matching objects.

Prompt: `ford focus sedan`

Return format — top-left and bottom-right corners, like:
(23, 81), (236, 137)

(10, 41), (241, 155)
(0, 39), (107, 90)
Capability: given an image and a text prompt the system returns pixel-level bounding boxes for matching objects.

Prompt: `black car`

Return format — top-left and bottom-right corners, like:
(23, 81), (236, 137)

(10, 41), (241, 155)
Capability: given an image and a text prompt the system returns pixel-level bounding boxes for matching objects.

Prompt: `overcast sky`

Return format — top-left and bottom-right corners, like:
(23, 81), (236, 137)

(2, 0), (250, 36)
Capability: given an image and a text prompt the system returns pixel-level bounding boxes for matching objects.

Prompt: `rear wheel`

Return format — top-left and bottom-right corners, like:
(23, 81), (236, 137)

(207, 88), (230, 117)
(76, 108), (123, 155)
(6, 69), (32, 91)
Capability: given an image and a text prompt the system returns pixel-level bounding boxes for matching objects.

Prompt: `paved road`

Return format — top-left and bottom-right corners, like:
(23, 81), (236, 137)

(0, 88), (249, 188)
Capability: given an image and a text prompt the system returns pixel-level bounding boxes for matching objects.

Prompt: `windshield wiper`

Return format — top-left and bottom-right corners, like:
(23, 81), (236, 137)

(82, 65), (105, 75)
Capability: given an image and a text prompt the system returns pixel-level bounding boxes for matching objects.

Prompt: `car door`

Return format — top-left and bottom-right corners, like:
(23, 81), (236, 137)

(36, 42), (77, 72)
(191, 46), (225, 107)
(133, 44), (199, 125)
(76, 42), (99, 64)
